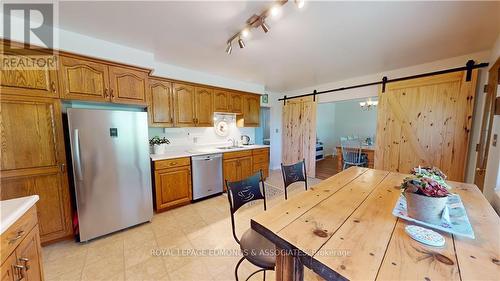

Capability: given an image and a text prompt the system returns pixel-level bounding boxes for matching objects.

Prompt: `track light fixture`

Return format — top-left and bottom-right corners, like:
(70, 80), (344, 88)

(238, 37), (245, 49)
(225, 42), (232, 54)
(225, 0), (304, 55)
(295, 0), (305, 9)
(261, 20), (270, 33)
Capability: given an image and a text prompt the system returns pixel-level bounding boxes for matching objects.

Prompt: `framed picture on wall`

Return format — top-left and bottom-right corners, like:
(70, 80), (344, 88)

(262, 94), (269, 104)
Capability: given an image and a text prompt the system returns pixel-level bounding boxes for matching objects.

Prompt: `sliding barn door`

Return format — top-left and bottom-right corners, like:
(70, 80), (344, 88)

(375, 70), (478, 181)
(282, 97), (317, 177)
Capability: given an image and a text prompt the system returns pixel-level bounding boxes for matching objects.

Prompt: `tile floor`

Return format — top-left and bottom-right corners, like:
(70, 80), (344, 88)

(42, 170), (324, 281)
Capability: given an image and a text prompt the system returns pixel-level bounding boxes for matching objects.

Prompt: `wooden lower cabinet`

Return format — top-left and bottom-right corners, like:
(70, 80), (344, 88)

(222, 150), (254, 190)
(153, 158), (192, 211)
(1, 206), (44, 281)
(252, 148), (270, 179)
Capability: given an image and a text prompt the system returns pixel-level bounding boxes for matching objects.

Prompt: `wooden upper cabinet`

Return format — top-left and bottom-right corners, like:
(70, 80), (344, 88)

(195, 87), (214, 127)
(229, 92), (243, 114)
(109, 66), (148, 105)
(243, 94), (261, 127)
(173, 83), (196, 127)
(213, 90), (230, 112)
(148, 79), (174, 127)
(1, 97), (59, 170)
(1, 49), (58, 98)
(58, 56), (110, 102)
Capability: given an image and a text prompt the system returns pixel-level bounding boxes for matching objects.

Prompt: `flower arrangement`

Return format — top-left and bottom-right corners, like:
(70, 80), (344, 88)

(410, 166), (451, 190)
(149, 136), (170, 146)
(401, 176), (450, 224)
(401, 177), (450, 198)
(149, 136), (170, 154)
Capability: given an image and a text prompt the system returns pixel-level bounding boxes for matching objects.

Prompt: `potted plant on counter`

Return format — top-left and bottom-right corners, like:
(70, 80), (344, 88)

(401, 177), (450, 224)
(149, 136), (170, 154)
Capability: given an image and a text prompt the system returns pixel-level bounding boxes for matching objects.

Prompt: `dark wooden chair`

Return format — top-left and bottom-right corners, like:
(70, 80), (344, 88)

(226, 171), (275, 281)
(281, 159), (308, 200)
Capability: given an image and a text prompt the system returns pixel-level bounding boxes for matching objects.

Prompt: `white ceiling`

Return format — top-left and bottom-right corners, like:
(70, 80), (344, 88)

(58, 1), (500, 92)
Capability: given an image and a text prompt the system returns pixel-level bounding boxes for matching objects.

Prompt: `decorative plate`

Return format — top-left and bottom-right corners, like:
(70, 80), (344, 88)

(405, 225), (445, 247)
(214, 120), (229, 137)
(393, 193), (475, 239)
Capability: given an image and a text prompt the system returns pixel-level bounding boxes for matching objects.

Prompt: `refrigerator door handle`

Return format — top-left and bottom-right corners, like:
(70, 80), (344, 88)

(73, 129), (84, 181)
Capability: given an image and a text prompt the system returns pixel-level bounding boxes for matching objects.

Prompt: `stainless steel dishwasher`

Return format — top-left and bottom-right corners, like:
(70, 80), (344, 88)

(191, 154), (223, 200)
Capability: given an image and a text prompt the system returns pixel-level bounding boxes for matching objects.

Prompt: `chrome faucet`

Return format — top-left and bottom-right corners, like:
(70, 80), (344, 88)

(227, 138), (236, 147)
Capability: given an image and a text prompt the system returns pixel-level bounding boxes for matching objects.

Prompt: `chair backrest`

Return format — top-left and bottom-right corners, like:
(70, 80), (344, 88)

(281, 160), (308, 200)
(341, 138), (363, 164)
(226, 171), (266, 244)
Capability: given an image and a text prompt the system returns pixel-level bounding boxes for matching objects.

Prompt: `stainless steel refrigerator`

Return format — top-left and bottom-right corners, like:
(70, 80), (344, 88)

(67, 108), (153, 242)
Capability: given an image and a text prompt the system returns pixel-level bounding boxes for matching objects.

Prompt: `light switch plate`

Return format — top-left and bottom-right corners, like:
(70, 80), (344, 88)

(493, 134), (498, 147)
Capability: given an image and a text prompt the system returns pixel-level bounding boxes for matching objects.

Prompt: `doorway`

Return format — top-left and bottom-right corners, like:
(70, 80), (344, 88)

(315, 97), (378, 179)
(255, 107), (270, 145)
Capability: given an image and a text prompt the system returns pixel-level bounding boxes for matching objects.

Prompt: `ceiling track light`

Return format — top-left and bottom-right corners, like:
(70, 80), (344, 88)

(225, 42), (232, 54)
(226, 0), (302, 55)
(238, 38), (245, 49)
(295, 0), (305, 9)
(261, 20), (270, 33)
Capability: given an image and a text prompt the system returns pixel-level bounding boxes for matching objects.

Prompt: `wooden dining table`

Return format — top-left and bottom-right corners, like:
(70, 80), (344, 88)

(251, 167), (500, 281)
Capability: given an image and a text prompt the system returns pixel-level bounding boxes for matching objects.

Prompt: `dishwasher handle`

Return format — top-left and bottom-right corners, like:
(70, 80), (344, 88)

(192, 154), (222, 161)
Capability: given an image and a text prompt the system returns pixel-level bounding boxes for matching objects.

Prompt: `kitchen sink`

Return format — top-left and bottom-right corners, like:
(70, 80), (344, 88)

(216, 146), (243, 150)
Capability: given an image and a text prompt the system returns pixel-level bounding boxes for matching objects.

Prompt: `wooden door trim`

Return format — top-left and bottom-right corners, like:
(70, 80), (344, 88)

(474, 56), (500, 189)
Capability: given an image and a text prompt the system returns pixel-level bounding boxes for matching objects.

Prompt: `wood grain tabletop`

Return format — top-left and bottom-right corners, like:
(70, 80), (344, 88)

(251, 167), (500, 281)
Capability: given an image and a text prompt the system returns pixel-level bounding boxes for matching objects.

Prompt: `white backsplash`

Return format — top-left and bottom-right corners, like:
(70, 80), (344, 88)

(148, 126), (255, 149)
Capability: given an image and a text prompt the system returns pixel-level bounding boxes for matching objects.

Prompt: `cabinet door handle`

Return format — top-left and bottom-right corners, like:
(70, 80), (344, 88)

(104, 88), (108, 98)
(8, 230), (24, 244)
(50, 81), (57, 93)
(169, 162), (177, 166)
(170, 117), (173, 123)
(110, 89), (114, 98)
(60, 163), (66, 172)
(13, 265), (25, 280)
(19, 258), (30, 270)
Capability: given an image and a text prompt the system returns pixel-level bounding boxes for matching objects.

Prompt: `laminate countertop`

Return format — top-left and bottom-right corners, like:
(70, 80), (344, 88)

(0, 195), (39, 235)
(150, 144), (270, 161)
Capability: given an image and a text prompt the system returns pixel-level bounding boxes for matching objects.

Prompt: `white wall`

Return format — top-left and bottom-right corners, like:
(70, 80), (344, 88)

(268, 92), (283, 170)
(272, 51), (492, 182)
(483, 34), (500, 214)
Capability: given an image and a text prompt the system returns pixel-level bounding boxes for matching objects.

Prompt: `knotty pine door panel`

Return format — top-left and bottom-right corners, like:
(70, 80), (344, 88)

(375, 70), (478, 181)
